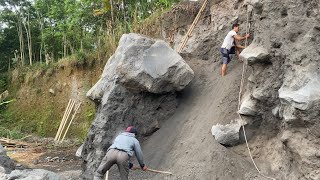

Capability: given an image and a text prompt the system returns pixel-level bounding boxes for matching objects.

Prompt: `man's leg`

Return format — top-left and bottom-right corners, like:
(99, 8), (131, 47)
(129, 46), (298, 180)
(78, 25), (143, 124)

(94, 149), (117, 180)
(221, 48), (230, 77)
(116, 151), (130, 180)
(222, 64), (227, 77)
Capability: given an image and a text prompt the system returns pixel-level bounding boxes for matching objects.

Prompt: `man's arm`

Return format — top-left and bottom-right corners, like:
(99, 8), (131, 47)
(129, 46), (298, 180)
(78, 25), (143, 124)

(233, 34), (250, 41)
(133, 139), (145, 168)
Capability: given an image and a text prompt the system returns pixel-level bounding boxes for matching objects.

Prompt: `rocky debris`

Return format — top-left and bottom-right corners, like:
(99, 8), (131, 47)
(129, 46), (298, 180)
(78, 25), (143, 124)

(0, 144), (6, 156)
(238, 94), (258, 116)
(6, 169), (62, 180)
(44, 156), (69, 163)
(81, 33), (194, 178)
(240, 43), (270, 65)
(211, 120), (242, 146)
(0, 155), (15, 174)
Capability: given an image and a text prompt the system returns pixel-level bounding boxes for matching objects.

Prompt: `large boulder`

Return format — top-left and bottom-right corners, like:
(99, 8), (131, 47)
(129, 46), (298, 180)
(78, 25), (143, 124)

(211, 120), (242, 146)
(240, 43), (270, 65)
(81, 33), (194, 179)
(87, 33), (194, 98)
(7, 169), (62, 180)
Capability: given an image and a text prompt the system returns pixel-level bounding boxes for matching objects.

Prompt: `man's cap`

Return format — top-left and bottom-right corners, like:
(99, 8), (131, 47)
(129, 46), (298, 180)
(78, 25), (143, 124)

(126, 126), (137, 134)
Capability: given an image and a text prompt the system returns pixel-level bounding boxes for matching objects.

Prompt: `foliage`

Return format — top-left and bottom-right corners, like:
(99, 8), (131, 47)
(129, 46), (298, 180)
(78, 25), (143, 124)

(0, 0), (180, 138)
(0, 126), (25, 139)
(0, 0), (180, 71)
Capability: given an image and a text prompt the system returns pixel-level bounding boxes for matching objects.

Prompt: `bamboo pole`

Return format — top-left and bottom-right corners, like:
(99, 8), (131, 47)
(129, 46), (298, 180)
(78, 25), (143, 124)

(54, 99), (72, 141)
(132, 167), (173, 175)
(57, 100), (75, 141)
(55, 99), (73, 141)
(61, 102), (81, 142)
(178, 0), (208, 53)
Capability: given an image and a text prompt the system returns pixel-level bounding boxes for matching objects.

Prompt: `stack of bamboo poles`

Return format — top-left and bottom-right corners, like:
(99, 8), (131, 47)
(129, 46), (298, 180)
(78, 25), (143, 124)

(54, 99), (81, 142)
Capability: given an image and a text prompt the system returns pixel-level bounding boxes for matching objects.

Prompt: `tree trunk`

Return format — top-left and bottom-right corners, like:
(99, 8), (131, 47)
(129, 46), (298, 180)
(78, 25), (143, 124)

(18, 20), (25, 66)
(37, 11), (44, 64)
(27, 12), (32, 66)
(63, 34), (67, 57)
(22, 13), (32, 66)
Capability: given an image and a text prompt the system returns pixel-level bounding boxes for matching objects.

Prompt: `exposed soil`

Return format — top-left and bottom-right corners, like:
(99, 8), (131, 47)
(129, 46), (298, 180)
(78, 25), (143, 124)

(7, 145), (82, 179)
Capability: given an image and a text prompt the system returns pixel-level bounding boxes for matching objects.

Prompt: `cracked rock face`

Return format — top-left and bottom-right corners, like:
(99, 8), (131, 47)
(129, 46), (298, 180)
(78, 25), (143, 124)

(237, 0), (320, 178)
(81, 33), (194, 179)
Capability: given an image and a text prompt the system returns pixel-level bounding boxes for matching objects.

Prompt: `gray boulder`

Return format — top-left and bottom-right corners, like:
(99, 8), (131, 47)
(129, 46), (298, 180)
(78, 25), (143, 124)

(0, 144), (6, 156)
(211, 120), (242, 146)
(240, 43), (270, 65)
(82, 33), (193, 178)
(87, 33), (194, 97)
(239, 94), (258, 116)
(279, 73), (320, 111)
(0, 155), (15, 174)
(7, 169), (62, 180)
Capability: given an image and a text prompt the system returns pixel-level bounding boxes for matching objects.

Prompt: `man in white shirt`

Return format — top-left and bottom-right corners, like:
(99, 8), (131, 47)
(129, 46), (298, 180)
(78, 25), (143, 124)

(221, 23), (250, 76)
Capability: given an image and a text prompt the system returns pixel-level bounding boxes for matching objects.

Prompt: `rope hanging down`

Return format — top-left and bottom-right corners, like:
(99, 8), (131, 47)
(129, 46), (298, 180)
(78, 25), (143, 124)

(237, 6), (276, 180)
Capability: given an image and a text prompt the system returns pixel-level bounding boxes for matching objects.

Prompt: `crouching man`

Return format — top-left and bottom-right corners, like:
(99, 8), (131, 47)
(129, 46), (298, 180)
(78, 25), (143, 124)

(93, 126), (147, 180)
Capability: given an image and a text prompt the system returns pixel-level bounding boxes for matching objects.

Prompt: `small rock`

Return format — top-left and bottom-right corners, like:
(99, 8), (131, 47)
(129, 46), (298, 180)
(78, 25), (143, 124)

(49, 88), (55, 94)
(211, 120), (242, 146)
(238, 94), (258, 116)
(76, 144), (83, 158)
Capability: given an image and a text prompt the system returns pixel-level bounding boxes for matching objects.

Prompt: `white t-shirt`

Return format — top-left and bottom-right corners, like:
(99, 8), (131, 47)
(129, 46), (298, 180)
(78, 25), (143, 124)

(221, 30), (237, 50)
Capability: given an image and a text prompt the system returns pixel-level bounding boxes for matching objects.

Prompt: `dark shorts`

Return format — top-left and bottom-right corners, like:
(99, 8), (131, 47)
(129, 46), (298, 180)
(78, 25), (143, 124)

(221, 47), (235, 64)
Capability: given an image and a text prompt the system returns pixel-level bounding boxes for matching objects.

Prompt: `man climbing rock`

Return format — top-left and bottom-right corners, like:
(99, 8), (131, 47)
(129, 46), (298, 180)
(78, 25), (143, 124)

(93, 126), (147, 180)
(221, 23), (250, 76)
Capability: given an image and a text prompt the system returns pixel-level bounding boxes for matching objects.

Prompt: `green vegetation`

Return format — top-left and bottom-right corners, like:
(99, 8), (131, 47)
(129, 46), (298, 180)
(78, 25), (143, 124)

(0, 0), (180, 139)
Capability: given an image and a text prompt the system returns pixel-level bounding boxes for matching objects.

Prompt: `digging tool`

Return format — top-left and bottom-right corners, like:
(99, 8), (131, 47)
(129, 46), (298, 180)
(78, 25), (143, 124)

(131, 166), (173, 175)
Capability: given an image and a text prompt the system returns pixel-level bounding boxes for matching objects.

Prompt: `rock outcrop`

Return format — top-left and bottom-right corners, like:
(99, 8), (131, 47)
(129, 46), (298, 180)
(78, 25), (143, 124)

(236, 0), (320, 179)
(80, 33), (194, 179)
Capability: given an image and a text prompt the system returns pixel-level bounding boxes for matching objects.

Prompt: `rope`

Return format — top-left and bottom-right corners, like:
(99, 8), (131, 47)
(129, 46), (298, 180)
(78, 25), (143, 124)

(237, 6), (276, 180)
